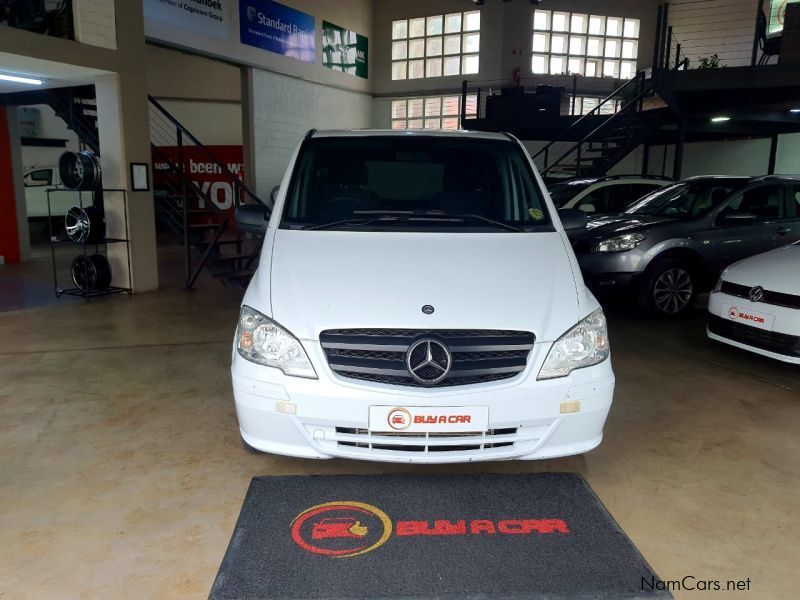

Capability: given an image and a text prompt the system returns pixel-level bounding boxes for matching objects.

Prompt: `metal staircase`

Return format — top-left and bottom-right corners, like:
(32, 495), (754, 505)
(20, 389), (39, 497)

(531, 73), (672, 178)
(148, 96), (268, 289)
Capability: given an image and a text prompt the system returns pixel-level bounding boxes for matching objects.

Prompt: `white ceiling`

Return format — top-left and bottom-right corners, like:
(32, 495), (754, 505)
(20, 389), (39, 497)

(0, 52), (110, 94)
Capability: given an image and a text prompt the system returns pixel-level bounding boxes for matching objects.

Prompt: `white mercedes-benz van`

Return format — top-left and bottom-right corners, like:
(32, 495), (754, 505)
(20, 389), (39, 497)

(231, 130), (614, 463)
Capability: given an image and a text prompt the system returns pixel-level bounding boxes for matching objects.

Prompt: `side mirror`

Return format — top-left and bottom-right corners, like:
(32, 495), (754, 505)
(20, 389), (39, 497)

(236, 203), (268, 234)
(558, 208), (588, 231)
(721, 212), (757, 226)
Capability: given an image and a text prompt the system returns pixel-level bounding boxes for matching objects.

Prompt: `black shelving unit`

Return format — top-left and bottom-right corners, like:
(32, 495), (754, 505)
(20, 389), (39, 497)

(47, 188), (133, 301)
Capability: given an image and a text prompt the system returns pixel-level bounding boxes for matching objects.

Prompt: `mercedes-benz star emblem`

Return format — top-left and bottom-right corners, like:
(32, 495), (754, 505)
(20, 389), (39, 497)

(748, 286), (765, 303)
(406, 339), (451, 385)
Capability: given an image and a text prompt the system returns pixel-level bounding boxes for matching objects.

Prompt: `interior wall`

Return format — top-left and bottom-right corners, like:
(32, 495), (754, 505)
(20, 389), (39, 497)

(250, 69), (372, 200)
(20, 105), (80, 170)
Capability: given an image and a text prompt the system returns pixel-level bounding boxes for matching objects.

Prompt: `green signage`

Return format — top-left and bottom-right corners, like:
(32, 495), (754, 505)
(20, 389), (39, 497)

(322, 20), (368, 79)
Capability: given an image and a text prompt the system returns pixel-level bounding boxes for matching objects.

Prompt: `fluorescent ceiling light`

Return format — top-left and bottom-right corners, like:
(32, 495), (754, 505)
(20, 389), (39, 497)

(790, 108), (800, 113)
(0, 73), (45, 86)
(710, 116), (731, 122)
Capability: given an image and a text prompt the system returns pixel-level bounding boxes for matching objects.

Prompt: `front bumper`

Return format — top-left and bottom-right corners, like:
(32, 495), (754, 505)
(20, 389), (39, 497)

(575, 249), (649, 293)
(707, 292), (800, 364)
(232, 340), (615, 463)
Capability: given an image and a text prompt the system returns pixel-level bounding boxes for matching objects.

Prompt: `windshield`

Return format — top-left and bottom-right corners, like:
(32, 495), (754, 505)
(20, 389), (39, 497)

(625, 179), (747, 219)
(280, 136), (552, 231)
(548, 181), (594, 207)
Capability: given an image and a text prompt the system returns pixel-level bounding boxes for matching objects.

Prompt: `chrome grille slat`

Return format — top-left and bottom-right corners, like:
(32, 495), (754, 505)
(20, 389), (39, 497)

(320, 328), (535, 388)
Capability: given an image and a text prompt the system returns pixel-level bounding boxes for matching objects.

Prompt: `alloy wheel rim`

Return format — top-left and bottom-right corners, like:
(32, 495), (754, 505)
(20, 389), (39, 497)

(653, 268), (693, 314)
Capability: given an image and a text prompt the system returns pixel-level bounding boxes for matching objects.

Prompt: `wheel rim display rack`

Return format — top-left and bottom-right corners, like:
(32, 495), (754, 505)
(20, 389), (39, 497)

(47, 188), (132, 301)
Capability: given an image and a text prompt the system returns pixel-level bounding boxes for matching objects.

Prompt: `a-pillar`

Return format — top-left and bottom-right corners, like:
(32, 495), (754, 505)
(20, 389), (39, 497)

(93, 1), (157, 292)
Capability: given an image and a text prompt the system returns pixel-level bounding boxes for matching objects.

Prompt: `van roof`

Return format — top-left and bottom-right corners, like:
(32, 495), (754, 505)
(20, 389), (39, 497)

(308, 129), (514, 142)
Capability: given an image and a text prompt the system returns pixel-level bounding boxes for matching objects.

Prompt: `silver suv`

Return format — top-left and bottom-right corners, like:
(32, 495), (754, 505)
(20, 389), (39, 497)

(571, 175), (800, 316)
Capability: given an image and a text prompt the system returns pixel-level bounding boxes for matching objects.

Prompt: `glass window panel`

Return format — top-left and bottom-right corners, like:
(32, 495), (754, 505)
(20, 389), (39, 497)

(425, 97), (442, 116)
(392, 20), (408, 40)
(588, 15), (605, 35)
(445, 13), (462, 33)
(571, 14), (587, 34)
(407, 119), (423, 129)
(603, 59), (619, 77)
(624, 19), (640, 38)
(533, 32), (549, 52)
(409, 17), (426, 37)
(604, 39), (620, 58)
(442, 117), (460, 130)
(585, 58), (601, 77)
(392, 41), (408, 60)
(408, 98), (424, 118)
(444, 34), (461, 54)
(427, 37), (443, 56)
(551, 33), (567, 54)
(587, 37), (603, 56)
(444, 56), (461, 76)
(443, 96), (460, 115)
(391, 100), (407, 119)
(466, 93), (478, 115)
(621, 60), (637, 79)
(569, 35), (585, 55)
(606, 17), (622, 37)
(552, 11), (569, 32)
(463, 32), (480, 53)
(464, 10), (480, 31)
(568, 57), (585, 75)
(427, 15), (443, 36)
(462, 54), (479, 74)
(409, 59), (425, 79)
(599, 101), (615, 115)
(532, 54), (548, 73)
(533, 10), (550, 30)
(583, 97), (599, 114)
(550, 56), (566, 75)
(424, 118), (440, 129)
(622, 40), (638, 59)
(392, 119), (407, 130)
(426, 58), (443, 77)
(391, 61), (407, 80)
(409, 39), (425, 58)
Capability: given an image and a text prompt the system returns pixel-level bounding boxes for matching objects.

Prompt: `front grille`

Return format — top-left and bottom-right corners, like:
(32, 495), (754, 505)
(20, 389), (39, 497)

(720, 281), (800, 310)
(319, 329), (535, 387)
(708, 315), (800, 357)
(335, 427), (518, 453)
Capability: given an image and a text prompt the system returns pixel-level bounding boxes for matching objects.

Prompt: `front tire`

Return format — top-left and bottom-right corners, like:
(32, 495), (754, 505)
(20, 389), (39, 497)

(638, 259), (698, 316)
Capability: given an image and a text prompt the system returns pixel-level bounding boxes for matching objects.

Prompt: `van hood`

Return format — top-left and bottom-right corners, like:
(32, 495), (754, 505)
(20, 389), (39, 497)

(269, 230), (581, 342)
(724, 243), (800, 295)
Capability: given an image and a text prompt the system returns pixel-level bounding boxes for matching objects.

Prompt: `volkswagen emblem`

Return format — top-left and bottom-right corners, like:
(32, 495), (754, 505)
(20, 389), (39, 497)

(406, 339), (451, 385)
(421, 305), (435, 315)
(748, 286), (764, 303)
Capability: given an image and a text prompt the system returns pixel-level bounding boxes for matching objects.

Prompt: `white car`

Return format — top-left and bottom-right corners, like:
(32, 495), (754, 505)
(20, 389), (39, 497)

(230, 129), (614, 463)
(708, 241), (800, 364)
(548, 175), (672, 214)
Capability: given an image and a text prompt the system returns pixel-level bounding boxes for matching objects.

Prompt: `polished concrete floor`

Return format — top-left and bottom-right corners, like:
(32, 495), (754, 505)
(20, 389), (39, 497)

(1, 264), (798, 599)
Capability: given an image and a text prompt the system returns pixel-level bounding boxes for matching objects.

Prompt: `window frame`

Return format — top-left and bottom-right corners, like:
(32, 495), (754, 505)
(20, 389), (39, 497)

(390, 93), (479, 130)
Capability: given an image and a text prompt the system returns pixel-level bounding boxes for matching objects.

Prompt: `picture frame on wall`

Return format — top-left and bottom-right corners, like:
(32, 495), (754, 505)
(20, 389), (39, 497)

(130, 163), (150, 191)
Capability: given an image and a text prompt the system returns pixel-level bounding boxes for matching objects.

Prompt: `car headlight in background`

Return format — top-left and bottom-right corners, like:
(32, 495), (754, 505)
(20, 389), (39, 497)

(236, 305), (317, 378)
(596, 233), (646, 253)
(538, 309), (610, 380)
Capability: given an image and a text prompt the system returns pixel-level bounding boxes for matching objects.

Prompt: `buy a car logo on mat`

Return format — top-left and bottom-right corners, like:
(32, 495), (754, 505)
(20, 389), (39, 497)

(291, 501), (570, 558)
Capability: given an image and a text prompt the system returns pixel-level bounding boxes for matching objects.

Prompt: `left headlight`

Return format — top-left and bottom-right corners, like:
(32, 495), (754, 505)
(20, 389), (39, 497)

(712, 269), (728, 293)
(236, 305), (317, 379)
(538, 309), (610, 380)
(596, 233), (645, 253)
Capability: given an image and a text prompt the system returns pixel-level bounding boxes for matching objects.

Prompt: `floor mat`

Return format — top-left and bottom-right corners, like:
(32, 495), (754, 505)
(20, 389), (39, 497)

(210, 473), (670, 599)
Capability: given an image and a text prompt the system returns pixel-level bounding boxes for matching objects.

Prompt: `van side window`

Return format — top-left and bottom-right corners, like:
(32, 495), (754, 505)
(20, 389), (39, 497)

(25, 169), (52, 187)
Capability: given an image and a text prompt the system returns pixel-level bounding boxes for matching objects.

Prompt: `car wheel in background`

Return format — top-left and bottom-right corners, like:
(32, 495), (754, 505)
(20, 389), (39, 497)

(638, 258), (698, 316)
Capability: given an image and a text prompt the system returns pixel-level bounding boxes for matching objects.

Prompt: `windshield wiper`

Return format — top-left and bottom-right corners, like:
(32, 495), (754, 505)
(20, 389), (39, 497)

(353, 210), (524, 232)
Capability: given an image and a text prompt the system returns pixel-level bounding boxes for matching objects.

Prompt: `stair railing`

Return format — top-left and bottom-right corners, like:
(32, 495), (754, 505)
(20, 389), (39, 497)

(531, 72), (647, 173)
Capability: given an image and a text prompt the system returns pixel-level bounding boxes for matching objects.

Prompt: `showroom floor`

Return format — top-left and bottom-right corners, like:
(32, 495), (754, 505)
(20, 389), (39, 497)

(1, 263), (798, 599)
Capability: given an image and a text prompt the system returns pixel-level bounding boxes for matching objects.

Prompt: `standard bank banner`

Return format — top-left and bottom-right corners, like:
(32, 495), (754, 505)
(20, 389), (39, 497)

(144, 0), (228, 38)
(239, 0), (316, 63)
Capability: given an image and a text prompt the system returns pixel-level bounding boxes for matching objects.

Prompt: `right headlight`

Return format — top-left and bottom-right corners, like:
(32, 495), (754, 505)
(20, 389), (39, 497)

(538, 309), (610, 380)
(596, 233), (646, 253)
(712, 269), (728, 293)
